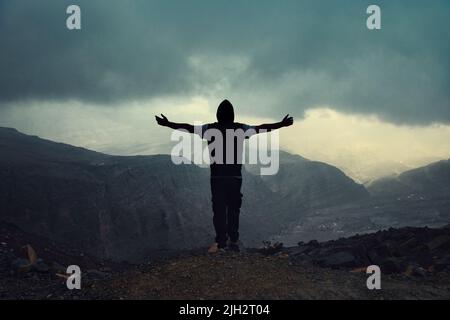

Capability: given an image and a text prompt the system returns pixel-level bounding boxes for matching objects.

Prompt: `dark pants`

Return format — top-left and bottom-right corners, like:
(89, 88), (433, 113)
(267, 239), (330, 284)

(210, 177), (243, 248)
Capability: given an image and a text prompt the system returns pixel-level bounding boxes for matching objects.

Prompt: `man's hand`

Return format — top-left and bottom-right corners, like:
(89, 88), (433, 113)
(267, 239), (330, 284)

(155, 114), (170, 127)
(281, 114), (294, 127)
(154, 114), (195, 133)
(254, 114), (294, 133)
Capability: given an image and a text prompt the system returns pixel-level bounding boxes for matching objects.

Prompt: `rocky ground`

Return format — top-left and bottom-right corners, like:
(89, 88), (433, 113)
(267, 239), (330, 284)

(1, 223), (449, 300)
(287, 225), (450, 274)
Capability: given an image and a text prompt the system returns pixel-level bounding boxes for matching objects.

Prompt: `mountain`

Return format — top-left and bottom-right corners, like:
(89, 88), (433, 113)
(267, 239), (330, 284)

(367, 159), (450, 197)
(0, 128), (212, 261)
(250, 151), (368, 208)
(274, 159), (450, 246)
(0, 127), (368, 262)
(245, 151), (369, 227)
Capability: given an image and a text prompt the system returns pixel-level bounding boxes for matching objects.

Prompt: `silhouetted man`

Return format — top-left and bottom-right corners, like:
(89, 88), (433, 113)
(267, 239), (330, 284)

(156, 99), (293, 253)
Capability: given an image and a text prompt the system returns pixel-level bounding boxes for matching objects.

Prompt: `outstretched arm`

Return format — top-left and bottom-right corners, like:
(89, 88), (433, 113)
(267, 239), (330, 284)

(254, 114), (293, 133)
(155, 114), (195, 133)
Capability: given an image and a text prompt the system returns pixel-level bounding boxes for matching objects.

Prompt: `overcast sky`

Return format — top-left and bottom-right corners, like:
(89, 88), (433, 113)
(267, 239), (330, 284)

(0, 0), (449, 181)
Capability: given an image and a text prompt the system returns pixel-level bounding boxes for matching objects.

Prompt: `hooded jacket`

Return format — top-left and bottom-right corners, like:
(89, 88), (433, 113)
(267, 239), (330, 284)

(201, 100), (254, 177)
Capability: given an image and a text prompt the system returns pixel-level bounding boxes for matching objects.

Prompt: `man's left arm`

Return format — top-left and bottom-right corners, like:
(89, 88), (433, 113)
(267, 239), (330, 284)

(155, 114), (195, 133)
(254, 114), (294, 133)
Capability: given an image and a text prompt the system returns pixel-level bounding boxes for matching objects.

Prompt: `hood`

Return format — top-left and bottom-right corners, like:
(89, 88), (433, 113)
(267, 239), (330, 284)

(216, 99), (235, 124)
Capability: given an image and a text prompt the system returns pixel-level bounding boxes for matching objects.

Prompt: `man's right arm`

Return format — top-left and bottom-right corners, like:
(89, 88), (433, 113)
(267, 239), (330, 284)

(254, 114), (294, 133)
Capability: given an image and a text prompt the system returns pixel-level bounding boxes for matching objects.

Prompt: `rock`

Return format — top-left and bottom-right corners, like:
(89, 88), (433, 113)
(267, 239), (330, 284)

(434, 255), (450, 272)
(318, 247), (333, 256)
(308, 248), (321, 256)
(99, 267), (112, 272)
(289, 253), (313, 266)
(379, 258), (404, 274)
(411, 244), (430, 254)
(287, 245), (310, 256)
(316, 251), (358, 268)
(350, 267), (367, 273)
(398, 237), (419, 252)
(22, 244), (38, 265)
(259, 241), (284, 255)
(33, 260), (50, 273)
(86, 269), (109, 279)
(413, 266), (427, 277)
(405, 265), (427, 277)
(427, 235), (450, 251)
(367, 245), (392, 264)
(11, 258), (32, 273)
(50, 262), (66, 273)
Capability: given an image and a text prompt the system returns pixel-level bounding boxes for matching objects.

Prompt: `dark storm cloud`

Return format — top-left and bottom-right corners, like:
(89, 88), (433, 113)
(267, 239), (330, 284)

(0, 0), (449, 124)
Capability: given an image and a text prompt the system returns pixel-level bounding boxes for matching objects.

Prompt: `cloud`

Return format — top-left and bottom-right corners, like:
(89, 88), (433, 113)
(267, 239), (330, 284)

(281, 108), (450, 181)
(0, 0), (448, 125)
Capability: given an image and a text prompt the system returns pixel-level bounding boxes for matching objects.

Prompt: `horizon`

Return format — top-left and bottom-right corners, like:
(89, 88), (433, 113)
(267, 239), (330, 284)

(1, 124), (448, 185)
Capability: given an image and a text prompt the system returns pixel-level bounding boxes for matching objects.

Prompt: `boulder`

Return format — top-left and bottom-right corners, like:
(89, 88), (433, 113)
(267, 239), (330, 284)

(405, 265), (427, 277)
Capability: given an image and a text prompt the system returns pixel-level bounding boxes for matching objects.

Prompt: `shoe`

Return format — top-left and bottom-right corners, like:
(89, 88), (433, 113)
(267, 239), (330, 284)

(208, 242), (219, 253)
(227, 241), (240, 252)
(208, 242), (226, 254)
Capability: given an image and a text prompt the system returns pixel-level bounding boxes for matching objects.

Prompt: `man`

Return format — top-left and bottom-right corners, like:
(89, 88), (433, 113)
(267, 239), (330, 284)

(155, 99), (293, 253)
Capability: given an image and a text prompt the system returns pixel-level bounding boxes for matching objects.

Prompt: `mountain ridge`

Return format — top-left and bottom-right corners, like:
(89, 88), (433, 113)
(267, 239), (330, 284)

(367, 158), (450, 197)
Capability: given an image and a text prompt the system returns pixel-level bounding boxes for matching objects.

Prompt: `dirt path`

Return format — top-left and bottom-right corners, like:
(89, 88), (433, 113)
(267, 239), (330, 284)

(86, 251), (450, 300)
